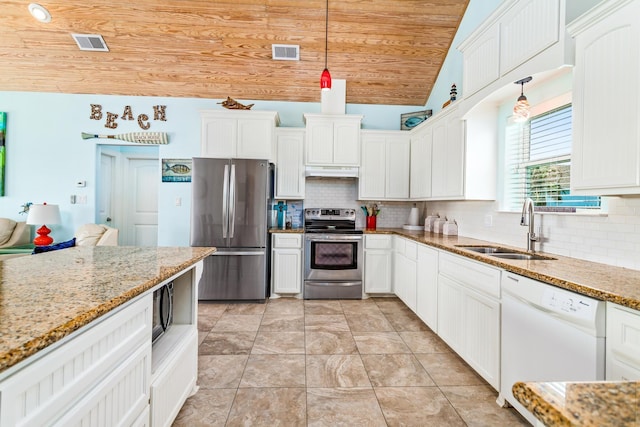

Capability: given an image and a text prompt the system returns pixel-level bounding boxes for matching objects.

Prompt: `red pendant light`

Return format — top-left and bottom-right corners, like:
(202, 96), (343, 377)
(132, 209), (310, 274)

(320, 0), (331, 91)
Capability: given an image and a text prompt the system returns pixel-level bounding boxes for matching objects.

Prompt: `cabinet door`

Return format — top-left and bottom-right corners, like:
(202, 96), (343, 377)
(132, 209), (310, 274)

(416, 244), (438, 332)
(432, 109), (464, 199)
(364, 250), (392, 293)
(410, 125), (433, 199)
(462, 23), (500, 97)
(606, 303), (640, 380)
(333, 120), (360, 165)
(201, 117), (236, 158)
(275, 129), (305, 199)
(237, 118), (272, 159)
(306, 119), (334, 165)
(437, 274), (464, 354)
(272, 249), (302, 294)
(385, 136), (410, 199)
(359, 134), (387, 199)
(463, 287), (500, 389)
(571, 1), (640, 194)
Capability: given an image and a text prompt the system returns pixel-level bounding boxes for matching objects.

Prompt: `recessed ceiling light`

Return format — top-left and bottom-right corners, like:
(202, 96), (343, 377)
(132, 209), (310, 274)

(28, 3), (51, 23)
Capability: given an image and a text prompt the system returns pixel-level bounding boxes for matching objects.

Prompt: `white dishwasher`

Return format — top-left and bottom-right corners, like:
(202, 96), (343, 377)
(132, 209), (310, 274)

(499, 272), (606, 425)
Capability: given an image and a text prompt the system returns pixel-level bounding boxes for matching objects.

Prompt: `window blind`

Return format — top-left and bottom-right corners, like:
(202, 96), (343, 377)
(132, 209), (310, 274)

(504, 104), (600, 212)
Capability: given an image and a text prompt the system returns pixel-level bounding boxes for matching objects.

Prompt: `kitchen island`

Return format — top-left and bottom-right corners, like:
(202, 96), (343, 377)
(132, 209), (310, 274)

(0, 245), (215, 426)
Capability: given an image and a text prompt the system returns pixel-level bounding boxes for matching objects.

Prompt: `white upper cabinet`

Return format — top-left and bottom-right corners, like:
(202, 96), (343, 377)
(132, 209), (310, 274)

(568, 0), (640, 195)
(359, 130), (410, 200)
(304, 114), (362, 166)
(201, 110), (279, 159)
(431, 106), (465, 199)
(458, 0), (596, 106)
(274, 128), (305, 199)
(410, 125), (433, 199)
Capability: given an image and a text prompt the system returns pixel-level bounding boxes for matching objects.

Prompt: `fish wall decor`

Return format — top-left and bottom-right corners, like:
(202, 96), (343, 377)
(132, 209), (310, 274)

(218, 97), (254, 110)
(81, 131), (168, 144)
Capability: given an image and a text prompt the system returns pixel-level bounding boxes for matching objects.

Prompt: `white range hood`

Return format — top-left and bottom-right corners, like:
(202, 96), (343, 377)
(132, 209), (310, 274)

(305, 165), (359, 178)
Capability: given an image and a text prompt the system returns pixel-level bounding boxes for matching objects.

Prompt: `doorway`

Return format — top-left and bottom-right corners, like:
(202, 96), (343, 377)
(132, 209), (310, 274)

(97, 145), (160, 246)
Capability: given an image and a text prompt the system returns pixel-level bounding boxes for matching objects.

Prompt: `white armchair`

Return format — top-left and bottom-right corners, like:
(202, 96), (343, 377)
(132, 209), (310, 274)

(75, 223), (119, 246)
(0, 219), (31, 249)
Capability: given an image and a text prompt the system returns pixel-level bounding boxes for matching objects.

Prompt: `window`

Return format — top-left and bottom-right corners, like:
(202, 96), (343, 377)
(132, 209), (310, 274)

(504, 103), (600, 212)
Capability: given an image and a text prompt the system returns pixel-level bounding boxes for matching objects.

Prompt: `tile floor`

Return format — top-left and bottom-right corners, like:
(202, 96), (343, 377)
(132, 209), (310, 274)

(173, 297), (528, 426)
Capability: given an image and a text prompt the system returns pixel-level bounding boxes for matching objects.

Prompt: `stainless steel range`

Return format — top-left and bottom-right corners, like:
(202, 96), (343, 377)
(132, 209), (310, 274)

(304, 208), (363, 299)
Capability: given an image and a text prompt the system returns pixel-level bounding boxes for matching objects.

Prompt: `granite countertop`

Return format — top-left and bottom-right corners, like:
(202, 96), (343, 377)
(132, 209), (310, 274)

(0, 246), (215, 375)
(268, 227), (304, 233)
(512, 380), (640, 426)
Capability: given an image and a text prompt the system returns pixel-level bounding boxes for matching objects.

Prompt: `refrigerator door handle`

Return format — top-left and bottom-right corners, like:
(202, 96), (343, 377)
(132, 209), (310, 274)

(222, 163), (229, 238)
(211, 251), (265, 256)
(229, 163), (236, 238)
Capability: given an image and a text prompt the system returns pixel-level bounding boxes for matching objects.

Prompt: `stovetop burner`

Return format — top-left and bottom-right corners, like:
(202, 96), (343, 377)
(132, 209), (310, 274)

(304, 208), (362, 234)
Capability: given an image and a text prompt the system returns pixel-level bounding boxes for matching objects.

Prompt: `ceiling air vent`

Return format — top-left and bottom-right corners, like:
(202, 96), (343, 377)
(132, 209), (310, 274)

(272, 44), (299, 61)
(71, 34), (109, 52)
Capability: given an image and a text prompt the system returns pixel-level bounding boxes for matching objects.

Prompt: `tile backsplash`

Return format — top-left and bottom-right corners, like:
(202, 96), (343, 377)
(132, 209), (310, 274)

(301, 178), (421, 228)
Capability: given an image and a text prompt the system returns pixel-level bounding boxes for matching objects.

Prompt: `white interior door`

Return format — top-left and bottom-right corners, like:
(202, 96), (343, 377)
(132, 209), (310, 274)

(98, 151), (117, 228)
(124, 157), (158, 246)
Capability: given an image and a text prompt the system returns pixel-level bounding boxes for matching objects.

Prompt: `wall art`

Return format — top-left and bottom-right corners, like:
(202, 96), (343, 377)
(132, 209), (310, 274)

(162, 159), (192, 183)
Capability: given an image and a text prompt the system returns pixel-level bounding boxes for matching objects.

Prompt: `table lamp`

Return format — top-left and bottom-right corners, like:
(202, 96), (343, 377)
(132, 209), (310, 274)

(26, 202), (61, 246)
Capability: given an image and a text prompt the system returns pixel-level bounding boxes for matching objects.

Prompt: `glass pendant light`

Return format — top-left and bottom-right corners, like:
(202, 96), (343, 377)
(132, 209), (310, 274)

(320, 0), (331, 91)
(513, 76), (533, 122)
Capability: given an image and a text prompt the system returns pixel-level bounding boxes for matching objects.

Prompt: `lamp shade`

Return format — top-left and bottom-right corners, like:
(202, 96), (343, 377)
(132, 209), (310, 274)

(320, 68), (332, 91)
(26, 203), (61, 225)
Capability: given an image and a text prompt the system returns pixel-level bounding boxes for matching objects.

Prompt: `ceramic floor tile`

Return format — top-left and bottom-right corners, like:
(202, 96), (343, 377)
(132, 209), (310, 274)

(304, 300), (344, 315)
(224, 302), (267, 315)
(339, 299), (383, 314)
(212, 314), (262, 332)
(440, 385), (530, 426)
(198, 303), (229, 317)
(197, 313), (220, 331)
(172, 388), (236, 427)
(374, 386), (466, 427)
(344, 313), (394, 332)
(198, 329), (208, 346)
(259, 313), (304, 331)
(264, 298), (304, 315)
(305, 331), (359, 355)
(361, 354), (435, 387)
(306, 387), (387, 427)
(306, 355), (371, 388)
(399, 330), (452, 353)
(239, 354), (306, 387)
(251, 331), (305, 354)
(226, 387), (306, 427)
(352, 332), (412, 354)
(415, 352), (486, 386)
(197, 355), (248, 389)
(373, 298), (414, 314)
(384, 310), (431, 331)
(305, 314), (350, 332)
(199, 331), (256, 355)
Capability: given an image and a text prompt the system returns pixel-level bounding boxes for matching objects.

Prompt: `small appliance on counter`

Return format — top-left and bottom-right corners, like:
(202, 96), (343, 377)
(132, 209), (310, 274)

(402, 203), (423, 230)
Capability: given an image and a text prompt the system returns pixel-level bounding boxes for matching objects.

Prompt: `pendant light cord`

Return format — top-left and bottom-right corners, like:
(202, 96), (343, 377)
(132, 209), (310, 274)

(324, 0), (329, 69)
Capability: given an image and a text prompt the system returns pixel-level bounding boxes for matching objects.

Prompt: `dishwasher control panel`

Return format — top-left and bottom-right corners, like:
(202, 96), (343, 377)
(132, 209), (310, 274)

(541, 288), (596, 320)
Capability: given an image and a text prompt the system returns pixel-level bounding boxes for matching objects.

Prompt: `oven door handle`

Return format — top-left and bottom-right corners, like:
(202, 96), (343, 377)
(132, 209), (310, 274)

(305, 235), (363, 242)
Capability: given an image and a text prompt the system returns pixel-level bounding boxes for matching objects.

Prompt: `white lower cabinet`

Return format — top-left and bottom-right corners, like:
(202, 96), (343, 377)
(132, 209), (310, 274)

(271, 233), (303, 295)
(415, 244), (438, 332)
(393, 237), (417, 312)
(437, 252), (501, 390)
(364, 234), (393, 294)
(606, 303), (640, 380)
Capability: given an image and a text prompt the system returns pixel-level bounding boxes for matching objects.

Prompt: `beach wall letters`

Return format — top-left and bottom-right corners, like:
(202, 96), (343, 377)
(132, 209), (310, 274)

(90, 104), (167, 130)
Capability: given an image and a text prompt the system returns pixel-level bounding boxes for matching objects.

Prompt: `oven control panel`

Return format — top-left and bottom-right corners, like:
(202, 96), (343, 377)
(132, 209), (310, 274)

(305, 208), (356, 220)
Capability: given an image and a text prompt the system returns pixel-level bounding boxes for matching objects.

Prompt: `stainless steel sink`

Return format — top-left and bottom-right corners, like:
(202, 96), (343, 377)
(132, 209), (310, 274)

(490, 253), (556, 261)
(455, 245), (556, 261)
(455, 245), (514, 254)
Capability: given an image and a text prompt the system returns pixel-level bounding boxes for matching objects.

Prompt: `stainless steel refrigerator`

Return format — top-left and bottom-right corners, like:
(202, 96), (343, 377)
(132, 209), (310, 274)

(190, 158), (272, 301)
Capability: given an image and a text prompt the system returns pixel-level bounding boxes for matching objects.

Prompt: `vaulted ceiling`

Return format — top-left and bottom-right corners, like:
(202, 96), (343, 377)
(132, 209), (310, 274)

(1, 0), (469, 105)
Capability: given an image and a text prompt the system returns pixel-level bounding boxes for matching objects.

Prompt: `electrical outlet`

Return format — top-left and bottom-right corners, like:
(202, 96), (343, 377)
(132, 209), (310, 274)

(484, 214), (493, 227)
(175, 197), (182, 206)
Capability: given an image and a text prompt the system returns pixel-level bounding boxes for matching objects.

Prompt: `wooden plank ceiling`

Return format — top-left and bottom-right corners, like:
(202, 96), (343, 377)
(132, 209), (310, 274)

(1, 0), (469, 105)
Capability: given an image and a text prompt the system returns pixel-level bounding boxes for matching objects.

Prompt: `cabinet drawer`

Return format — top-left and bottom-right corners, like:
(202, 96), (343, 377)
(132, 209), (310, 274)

(272, 233), (302, 248)
(607, 303), (640, 368)
(365, 234), (392, 249)
(439, 252), (501, 298)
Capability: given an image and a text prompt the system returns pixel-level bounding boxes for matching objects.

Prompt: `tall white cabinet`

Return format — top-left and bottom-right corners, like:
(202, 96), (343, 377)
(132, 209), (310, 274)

(568, 0), (640, 196)
(200, 110), (279, 160)
(304, 114), (362, 166)
(359, 130), (410, 200)
(274, 128), (305, 199)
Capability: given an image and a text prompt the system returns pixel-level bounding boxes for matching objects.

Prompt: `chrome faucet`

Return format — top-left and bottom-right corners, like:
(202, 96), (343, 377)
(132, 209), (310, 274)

(520, 198), (539, 252)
